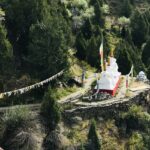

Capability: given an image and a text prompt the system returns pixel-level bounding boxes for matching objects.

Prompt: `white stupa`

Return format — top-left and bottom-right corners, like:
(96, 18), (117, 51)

(94, 56), (121, 96)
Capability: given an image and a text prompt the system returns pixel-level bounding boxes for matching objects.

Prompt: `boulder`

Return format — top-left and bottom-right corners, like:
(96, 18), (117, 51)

(71, 116), (82, 124)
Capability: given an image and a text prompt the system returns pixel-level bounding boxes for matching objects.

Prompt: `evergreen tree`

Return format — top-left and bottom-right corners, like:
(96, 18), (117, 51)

(87, 36), (101, 68)
(3, 0), (44, 67)
(125, 28), (133, 44)
(115, 41), (132, 74)
(142, 38), (150, 67)
(41, 88), (61, 131)
(121, 0), (132, 18)
(27, 1), (71, 78)
(90, 0), (103, 6)
(131, 10), (149, 48)
(130, 0), (135, 5)
(115, 40), (145, 74)
(121, 26), (126, 38)
(93, 0), (105, 27)
(0, 24), (13, 76)
(82, 19), (93, 40)
(147, 67), (150, 80)
(88, 119), (101, 150)
(76, 33), (88, 60)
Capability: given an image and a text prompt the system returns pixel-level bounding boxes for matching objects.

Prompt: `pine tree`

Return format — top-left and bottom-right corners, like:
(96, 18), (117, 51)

(115, 41), (132, 74)
(76, 33), (88, 60)
(121, 0), (132, 18)
(3, 0), (44, 66)
(88, 119), (101, 150)
(27, 1), (71, 78)
(87, 36), (101, 68)
(142, 38), (150, 67)
(41, 88), (61, 131)
(90, 0), (103, 6)
(93, 0), (105, 27)
(131, 10), (149, 48)
(82, 19), (93, 40)
(0, 24), (13, 76)
(125, 28), (133, 44)
(147, 67), (150, 79)
(130, 0), (135, 5)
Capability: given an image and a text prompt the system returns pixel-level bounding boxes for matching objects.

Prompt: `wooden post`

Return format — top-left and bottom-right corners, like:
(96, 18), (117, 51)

(81, 68), (86, 87)
(104, 59), (107, 71)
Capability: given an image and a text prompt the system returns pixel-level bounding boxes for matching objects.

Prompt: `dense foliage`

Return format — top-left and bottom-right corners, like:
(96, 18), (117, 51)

(0, 0), (149, 91)
(118, 105), (150, 149)
(41, 87), (61, 131)
(0, 106), (36, 150)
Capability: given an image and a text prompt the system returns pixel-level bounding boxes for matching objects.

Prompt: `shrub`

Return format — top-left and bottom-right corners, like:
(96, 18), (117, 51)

(126, 132), (144, 150)
(41, 88), (61, 131)
(1, 106), (35, 150)
(120, 105), (150, 132)
(2, 131), (36, 150)
(3, 105), (30, 129)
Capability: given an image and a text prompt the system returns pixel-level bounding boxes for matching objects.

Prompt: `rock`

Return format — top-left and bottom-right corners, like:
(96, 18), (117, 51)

(71, 116), (82, 124)
(97, 117), (104, 122)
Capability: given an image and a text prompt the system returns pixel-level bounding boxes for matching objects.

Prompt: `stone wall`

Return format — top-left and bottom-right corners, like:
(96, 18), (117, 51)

(64, 89), (150, 119)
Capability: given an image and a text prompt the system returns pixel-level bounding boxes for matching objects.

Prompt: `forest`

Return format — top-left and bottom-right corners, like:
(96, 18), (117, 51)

(0, 0), (149, 91)
(0, 0), (150, 149)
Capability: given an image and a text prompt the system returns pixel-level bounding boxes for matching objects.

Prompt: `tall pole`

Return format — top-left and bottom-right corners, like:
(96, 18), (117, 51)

(99, 35), (104, 72)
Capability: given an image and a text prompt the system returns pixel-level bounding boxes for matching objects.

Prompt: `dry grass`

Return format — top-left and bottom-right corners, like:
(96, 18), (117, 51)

(63, 119), (126, 149)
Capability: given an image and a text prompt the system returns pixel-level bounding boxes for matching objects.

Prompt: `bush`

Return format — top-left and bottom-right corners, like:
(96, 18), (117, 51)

(0, 118), (5, 142)
(126, 132), (144, 150)
(3, 105), (30, 129)
(0, 106), (35, 150)
(120, 105), (150, 133)
(2, 131), (36, 150)
(41, 88), (61, 131)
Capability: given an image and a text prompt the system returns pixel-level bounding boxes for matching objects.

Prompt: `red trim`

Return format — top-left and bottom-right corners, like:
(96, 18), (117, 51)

(94, 78), (121, 96)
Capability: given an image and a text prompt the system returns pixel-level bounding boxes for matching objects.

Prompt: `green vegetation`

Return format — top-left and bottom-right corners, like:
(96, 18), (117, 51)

(0, 0), (150, 149)
(131, 9), (149, 48)
(87, 119), (101, 150)
(118, 105), (150, 149)
(0, 0), (149, 91)
(41, 88), (61, 131)
(0, 106), (36, 150)
(47, 86), (77, 100)
(121, 0), (132, 17)
(2, 106), (30, 129)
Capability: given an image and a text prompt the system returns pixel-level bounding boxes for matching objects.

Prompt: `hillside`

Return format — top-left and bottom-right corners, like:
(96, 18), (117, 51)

(0, 0), (150, 149)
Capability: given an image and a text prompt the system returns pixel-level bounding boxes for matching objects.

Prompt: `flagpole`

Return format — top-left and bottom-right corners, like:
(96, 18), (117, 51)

(100, 36), (104, 72)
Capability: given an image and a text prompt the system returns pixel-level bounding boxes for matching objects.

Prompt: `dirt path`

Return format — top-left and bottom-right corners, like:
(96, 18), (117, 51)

(58, 73), (97, 104)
